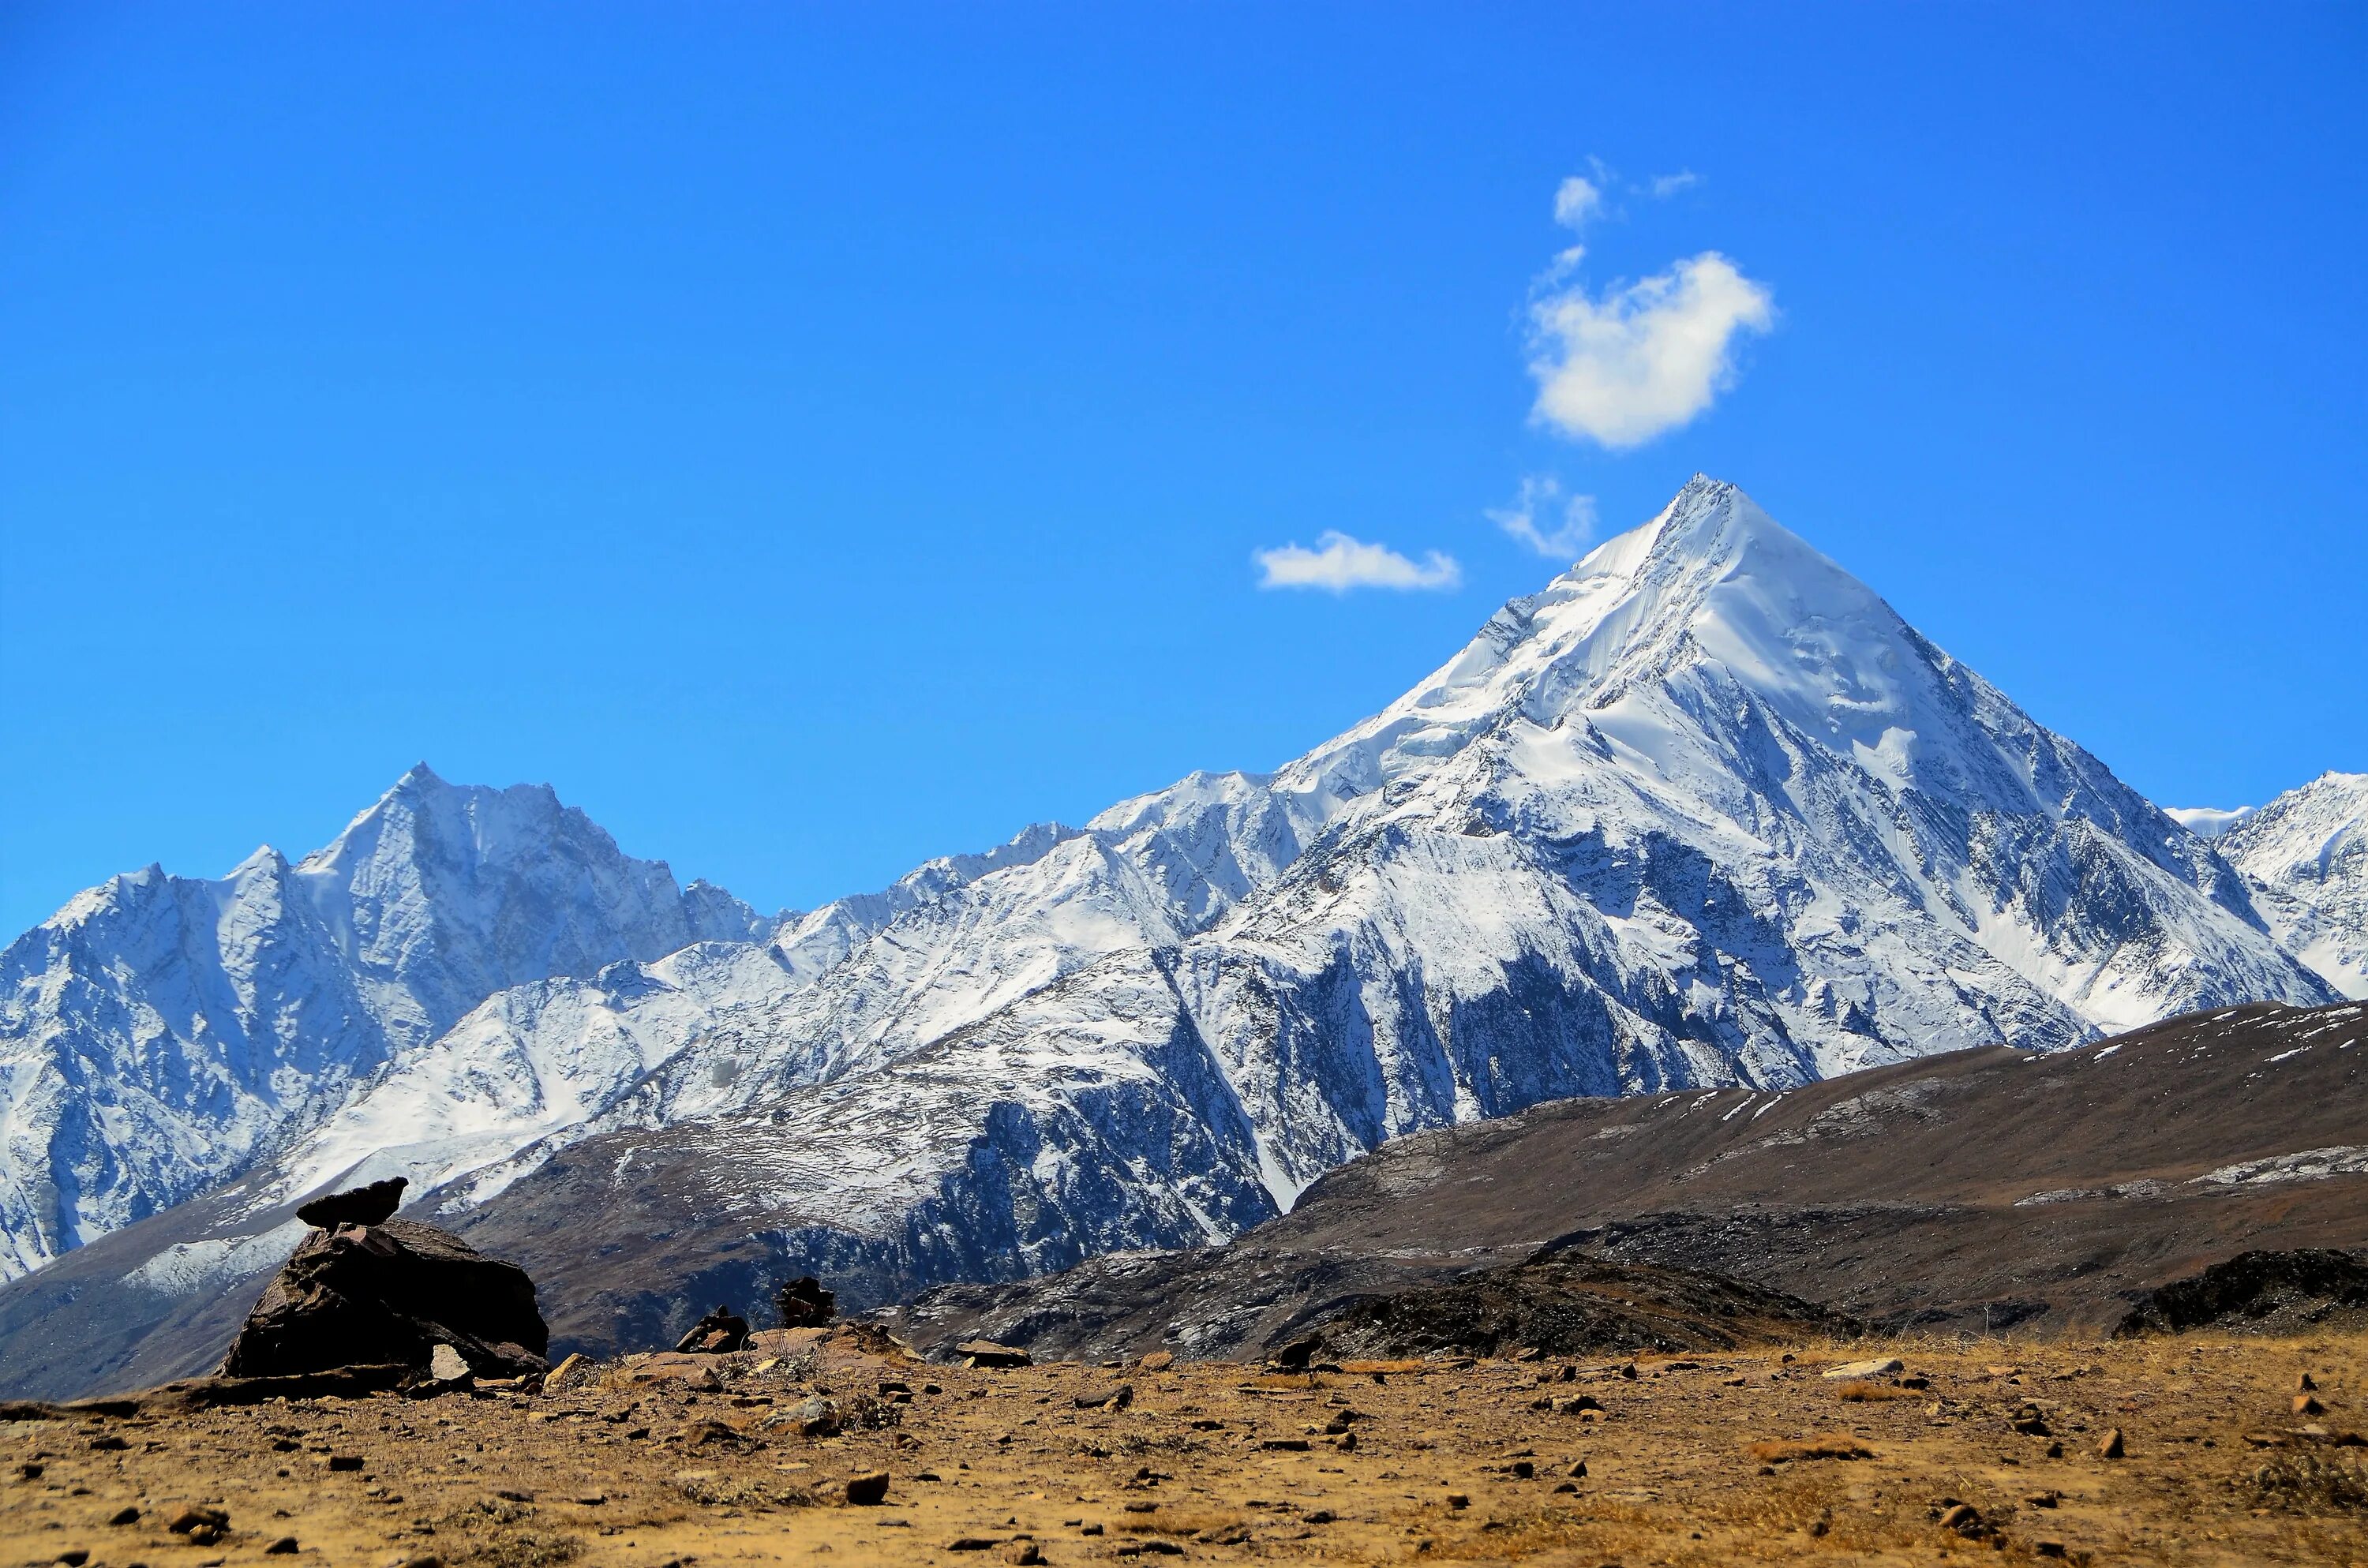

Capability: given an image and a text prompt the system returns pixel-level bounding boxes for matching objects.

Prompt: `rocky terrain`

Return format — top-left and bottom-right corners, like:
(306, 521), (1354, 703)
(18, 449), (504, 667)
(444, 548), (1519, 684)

(5, 1324), (2363, 1567)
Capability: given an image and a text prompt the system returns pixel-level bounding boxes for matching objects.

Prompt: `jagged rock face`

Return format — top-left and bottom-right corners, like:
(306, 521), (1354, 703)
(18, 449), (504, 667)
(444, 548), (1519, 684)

(0, 477), (2340, 1394)
(0, 766), (776, 1277)
(218, 1218), (548, 1379)
(2216, 773), (2368, 1000)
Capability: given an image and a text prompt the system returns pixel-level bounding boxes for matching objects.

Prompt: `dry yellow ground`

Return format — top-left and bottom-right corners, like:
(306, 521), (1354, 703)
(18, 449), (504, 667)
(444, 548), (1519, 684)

(6, 1330), (2363, 1567)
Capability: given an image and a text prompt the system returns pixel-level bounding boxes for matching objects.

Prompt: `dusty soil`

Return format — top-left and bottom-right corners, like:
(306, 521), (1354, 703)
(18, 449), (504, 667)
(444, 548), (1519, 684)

(7, 1328), (2365, 1568)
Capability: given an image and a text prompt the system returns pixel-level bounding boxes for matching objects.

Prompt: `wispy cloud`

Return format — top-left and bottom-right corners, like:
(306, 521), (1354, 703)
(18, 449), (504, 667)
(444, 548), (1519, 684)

(1553, 174), (1605, 232)
(1648, 170), (1699, 199)
(1525, 167), (1774, 448)
(1254, 533), (1461, 593)
(1487, 476), (1598, 559)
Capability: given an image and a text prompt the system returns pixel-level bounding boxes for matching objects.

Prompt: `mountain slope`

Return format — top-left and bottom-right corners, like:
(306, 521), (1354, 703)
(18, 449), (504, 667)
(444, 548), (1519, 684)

(0, 765), (774, 1278)
(0, 476), (2337, 1398)
(2216, 772), (2368, 998)
(879, 997), (2368, 1361)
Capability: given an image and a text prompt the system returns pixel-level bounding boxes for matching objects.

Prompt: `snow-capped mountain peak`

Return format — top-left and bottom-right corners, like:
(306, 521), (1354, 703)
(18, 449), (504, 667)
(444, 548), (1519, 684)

(2213, 770), (2368, 997)
(0, 478), (2344, 1391)
(0, 767), (778, 1278)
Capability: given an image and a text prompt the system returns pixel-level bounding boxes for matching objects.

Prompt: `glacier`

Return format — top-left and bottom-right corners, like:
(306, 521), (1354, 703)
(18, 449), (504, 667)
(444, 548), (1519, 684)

(0, 477), (2346, 1390)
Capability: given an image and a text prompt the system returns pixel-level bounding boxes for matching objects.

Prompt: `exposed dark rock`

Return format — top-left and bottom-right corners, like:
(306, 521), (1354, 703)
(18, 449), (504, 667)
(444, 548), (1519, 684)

(219, 1218), (547, 1379)
(675, 1304), (750, 1353)
(2113, 1248), (2368, 1336)
(295, 1176), (408, 1229)
(1293, 1256), (1845, 1360)
(777, 1276), (837, 1328)
(956, 1339), (1031, 1368)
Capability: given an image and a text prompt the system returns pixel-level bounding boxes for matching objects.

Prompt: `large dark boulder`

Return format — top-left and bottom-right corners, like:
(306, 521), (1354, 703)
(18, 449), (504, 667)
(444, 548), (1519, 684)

(220, 1218), (549, 1379)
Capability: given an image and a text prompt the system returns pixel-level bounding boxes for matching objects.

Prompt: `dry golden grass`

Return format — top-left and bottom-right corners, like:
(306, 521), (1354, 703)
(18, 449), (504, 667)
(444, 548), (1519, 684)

(5, 1326), (2366, 1566)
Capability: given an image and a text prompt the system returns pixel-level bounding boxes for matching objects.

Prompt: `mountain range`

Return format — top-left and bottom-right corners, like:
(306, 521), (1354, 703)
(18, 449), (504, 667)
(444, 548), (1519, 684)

(2, 476), (2358, 1396)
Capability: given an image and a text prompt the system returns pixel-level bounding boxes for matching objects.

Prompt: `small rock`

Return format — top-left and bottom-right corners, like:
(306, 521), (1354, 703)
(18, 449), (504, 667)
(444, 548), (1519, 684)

(2298, 1372), (2318, 1392)
(1269, 1335), (1321, 1372)
(17, 1462), (43, 1480)
(1001, 1546), (1043, 1566)
(544, 1352), (591, 1387)
(1568, 1459), (1588, 1478)
(2098, 1428), (2126, 1459)
(429, 1344), (473, 1384)
(1260, 1438), (1310, 1452)
(944, 1539), (999, 1552)
(108, 1507), (141, 1526)
(957, 1340), (1032, 1369)
(1137, 1352), (1174, 1372)
(2295, 1394), (2326, 1416)
(1823, 1358), (1905, 1380)
(775, 1276), (837, 1329)
(88, 1435), (129, 1451)
(1444, 1493), (1470, 1510)
(675, 1304), (751, 1355)
(841, 1473), (890, 1507)
(1304, 1509), (1336, 1524)
(328, 1454), (365, 1471)
(55, 1552), (89, 1567)
(168, 1506), (230, 1536)
(1074, 1383), (1133, 1411)
(265, 1539), (299, 1555)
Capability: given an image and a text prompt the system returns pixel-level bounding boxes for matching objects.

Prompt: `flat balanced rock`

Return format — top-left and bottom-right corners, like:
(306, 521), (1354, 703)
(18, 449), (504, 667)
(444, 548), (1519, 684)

(295, 1175), (408, 1229)
(220, 1217), (549, 1380)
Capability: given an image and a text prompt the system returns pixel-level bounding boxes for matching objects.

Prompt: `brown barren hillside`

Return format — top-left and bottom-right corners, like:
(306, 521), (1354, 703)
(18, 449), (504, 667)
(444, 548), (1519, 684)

(886, 1001), (2366, 1362)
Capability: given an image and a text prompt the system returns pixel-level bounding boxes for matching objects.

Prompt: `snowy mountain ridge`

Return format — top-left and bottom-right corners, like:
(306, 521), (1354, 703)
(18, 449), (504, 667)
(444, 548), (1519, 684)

(0, 478), (2344, 1345)
(2212, 772), (2368, 998)
(0, 770), (777, 1278)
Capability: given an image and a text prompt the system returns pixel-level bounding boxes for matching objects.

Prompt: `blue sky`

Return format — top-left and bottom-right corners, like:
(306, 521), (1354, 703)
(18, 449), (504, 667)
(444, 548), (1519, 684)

(2, 3), (2362, 934)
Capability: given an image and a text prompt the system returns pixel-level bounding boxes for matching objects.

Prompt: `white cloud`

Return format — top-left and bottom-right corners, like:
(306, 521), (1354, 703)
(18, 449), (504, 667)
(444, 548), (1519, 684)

(1487, 476), (1598, 559)
(1254, 532), (1461, 593)
(1553, 174), (1604, 232)
(1649, 170), (1699, 199)
(1527, 249), (1774, 449)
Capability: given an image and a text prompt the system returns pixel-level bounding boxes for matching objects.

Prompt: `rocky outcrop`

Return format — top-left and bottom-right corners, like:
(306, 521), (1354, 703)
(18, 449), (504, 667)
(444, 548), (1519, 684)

(219, 1218), (547, 1379)
(2114, 1248), (2368, 1337)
